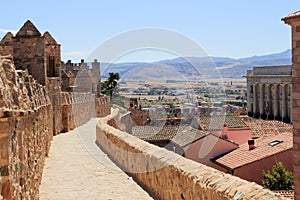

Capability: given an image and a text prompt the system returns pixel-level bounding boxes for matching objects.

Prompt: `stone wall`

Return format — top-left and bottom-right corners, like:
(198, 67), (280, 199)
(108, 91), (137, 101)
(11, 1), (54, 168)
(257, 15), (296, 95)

(0, 46), (13, 57)
(96, 109), (284, 200)
(96, 95), (111, 118)
(47, 78), (62, 135)
(0, 56), (53, 199)
(282, 12), (300, 200)
(61, 92), (96, 132)
(129, 108), (148, 126)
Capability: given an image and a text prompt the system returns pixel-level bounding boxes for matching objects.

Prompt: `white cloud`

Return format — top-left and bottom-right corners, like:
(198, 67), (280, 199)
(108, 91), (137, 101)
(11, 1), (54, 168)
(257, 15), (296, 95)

(0, 29), (17, 35)
(62, 51), (91, 57)
(61, 51), (92, 62)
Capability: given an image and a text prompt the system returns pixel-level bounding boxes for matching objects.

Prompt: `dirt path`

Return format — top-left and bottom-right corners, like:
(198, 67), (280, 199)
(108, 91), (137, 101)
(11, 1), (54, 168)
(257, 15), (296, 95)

(39, 118), (153, 200)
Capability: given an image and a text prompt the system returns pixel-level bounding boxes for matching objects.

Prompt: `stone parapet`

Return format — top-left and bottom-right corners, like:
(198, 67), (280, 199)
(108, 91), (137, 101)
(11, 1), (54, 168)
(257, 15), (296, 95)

(96, 109), (285, 200)
(0, 55), (53, 199)
(0, 55), (51, 118)
(61, 92), (96, 132)
(96, 95), (110, 118)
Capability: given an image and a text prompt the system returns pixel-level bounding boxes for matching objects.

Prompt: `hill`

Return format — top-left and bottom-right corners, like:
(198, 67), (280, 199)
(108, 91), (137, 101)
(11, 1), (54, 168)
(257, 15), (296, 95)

(100, 50), (291, 80)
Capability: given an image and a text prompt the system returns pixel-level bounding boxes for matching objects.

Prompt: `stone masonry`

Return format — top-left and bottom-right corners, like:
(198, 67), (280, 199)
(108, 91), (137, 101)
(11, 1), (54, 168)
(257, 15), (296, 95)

(0, 55), (53, 199)
(282, 11), (300, 200)
(0, 21), (111, 199)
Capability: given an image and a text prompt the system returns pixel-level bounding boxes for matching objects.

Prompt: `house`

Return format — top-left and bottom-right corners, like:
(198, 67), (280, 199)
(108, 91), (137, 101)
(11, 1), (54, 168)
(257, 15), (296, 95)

(212, 132), (293, 185)
(169, 129), (238, 169)
(194, 114), (252, 145)
(131, 124), (239, 169)
(131, 125), (190, 147)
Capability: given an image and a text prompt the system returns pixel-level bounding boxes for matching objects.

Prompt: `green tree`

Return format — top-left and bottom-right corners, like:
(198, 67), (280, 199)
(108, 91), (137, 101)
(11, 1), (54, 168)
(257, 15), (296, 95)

(262, 162), (294, 190)
(101, 72), (120, 98)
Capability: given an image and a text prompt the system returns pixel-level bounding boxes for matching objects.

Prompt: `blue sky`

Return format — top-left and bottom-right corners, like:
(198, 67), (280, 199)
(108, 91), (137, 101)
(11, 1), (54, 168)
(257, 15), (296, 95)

(0, 1), (298, 62)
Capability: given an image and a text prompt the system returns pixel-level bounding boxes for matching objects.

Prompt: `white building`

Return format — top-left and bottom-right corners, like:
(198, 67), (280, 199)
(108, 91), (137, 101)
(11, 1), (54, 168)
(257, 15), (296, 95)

(245, 65), (292, 123)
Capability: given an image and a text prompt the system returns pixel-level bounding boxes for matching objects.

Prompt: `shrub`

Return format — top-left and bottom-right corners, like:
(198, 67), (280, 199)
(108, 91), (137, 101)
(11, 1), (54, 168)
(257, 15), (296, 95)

(262, 162), (294, 190)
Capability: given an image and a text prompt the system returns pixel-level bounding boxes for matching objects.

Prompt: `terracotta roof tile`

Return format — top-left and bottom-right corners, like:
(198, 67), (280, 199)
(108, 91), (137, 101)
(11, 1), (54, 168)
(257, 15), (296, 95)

(198, 115), (247, 131)
(242, 117), (292, 138)
(273, 190), (294, 200)
(214, 132), (293, 169)
(171, 127), (208, 147)
(132, 125), (191, 141)
(282, 10), (300, 21)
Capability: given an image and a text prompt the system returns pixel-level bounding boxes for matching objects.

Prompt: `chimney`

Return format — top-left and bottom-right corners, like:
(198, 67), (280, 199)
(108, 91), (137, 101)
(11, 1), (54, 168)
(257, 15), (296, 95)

(248, 139), (255, 150)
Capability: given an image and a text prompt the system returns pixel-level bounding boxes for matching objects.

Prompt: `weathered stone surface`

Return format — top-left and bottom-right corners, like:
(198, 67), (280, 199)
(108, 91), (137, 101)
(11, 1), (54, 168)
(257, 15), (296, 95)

(96, 109), (286, 200)
(0, 54), (110, 199)
(0, 56), (53, 199)
(96, 95), (110, 118)
(0, 20), (111, 199)
(283, 12), (300, 200)
(39, 119), (153, 200)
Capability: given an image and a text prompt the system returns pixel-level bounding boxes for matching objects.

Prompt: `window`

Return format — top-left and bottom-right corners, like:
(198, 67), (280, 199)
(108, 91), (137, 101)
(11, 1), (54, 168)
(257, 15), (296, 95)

(268, 140), (283, 147)
(48, 55), (55, 77)
(296, 26), (300, 32)
(297, 40), (300, 48)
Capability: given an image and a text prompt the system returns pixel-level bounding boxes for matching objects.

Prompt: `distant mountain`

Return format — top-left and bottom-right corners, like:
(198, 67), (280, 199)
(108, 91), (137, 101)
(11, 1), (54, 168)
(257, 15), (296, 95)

(155, 56), (237, 64)
(238, 49), (291, 62)
(100, 50), (291, 79)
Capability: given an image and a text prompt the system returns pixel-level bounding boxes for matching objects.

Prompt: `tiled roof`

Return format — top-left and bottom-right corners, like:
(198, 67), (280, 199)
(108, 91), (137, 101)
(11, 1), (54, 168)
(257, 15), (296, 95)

(132, 125), (191, 141)
(242, 117), (292, 138)
(171, 127), (208, 147)
(214, 132), (293, 170)
(273, 190), (294, 200)
(282, 10), (300, 21)
(198, 115), (248, 131)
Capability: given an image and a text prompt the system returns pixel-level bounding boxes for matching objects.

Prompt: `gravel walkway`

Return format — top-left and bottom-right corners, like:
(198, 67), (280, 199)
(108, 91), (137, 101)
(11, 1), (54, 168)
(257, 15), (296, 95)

(39, 118), (153, 200)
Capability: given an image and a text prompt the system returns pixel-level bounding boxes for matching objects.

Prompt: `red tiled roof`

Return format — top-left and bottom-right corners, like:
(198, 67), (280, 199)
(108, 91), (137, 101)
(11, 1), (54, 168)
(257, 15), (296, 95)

(273, 190), (294, 200)
(198, 115), (248, 131)
(242, 117), (292, 138)
(282, 11), (300, 21)
(214, 132), (293, 170)
(171, 127), (208, 147)
(132, 125), (191, 141)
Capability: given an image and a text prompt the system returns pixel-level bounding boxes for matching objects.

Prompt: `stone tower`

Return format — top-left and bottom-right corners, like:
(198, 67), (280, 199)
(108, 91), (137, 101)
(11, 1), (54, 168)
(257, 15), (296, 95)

(0, 20), (61, 85)
(92, 59), (101, 97)
(282, 11), (300, 200)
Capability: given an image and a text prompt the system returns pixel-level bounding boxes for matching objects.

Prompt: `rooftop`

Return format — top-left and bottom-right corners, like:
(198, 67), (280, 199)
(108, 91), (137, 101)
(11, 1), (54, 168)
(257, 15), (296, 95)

(213, 132), (293, 170)
(273, 190), (294, 200)
(171, 127), (208, 147)
(282, 10), (300, 21)
(242, 117), (292, 138)
(132, 125), (191, 141)
(198, 115), (248, 131)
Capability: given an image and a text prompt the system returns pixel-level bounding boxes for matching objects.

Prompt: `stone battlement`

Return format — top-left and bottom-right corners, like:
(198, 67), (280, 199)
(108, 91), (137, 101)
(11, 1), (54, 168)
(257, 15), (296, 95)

(96, 109), (285, 200)
(0, 55), (50, 117)
(0, 20), (110, 199)
(0, 57), (54, 199)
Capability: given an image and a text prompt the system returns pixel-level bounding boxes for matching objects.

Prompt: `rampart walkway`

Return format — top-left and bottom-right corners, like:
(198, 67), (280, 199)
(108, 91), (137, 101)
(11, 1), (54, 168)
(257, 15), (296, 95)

(39, 118), (153, 200)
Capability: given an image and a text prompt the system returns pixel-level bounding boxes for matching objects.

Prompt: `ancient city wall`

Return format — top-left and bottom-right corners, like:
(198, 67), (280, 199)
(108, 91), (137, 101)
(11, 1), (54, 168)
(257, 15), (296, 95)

(96, 109), (284, 200)
(96, 95), (111, 118)
(0, 56), (53, 199)
(61, 92), (96, 132)
(0, 55), (109, 199)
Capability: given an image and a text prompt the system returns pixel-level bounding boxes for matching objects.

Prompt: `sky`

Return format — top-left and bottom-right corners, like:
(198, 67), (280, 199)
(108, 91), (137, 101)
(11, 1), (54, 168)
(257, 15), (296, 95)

(0, 1), (298, 62)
